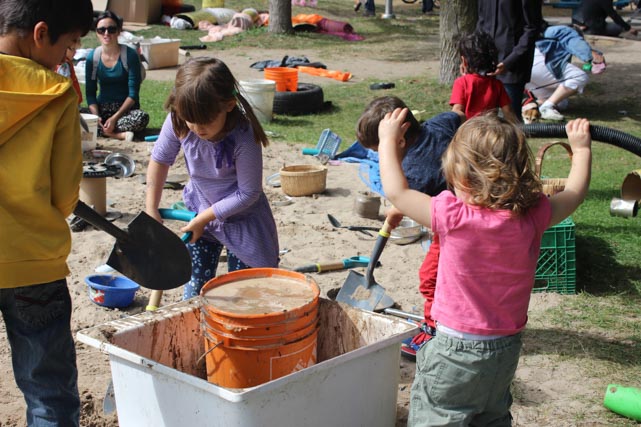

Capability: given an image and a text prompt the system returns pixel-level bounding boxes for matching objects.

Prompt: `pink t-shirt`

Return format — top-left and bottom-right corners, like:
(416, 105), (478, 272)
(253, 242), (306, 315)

(449, 74), (511, 120)
(431, 191), (551, 335)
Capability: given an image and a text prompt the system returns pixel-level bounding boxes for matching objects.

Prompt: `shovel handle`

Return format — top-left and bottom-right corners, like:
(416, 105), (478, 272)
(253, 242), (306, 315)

(159, 208), (195, 243)
(146, 290), (163, 311)
(384, 308), (424, 323)
(294, 261), (346, 273)
(73, 201), (129, 242)
(380, 218), (393, 237)
(365, 218), (392, 287)
(143, 208), (194, 310)
(158, 208), (197, 222)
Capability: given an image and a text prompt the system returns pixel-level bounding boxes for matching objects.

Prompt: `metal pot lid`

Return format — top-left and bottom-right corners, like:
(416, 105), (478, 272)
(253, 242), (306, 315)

(104, 152), (136, 178)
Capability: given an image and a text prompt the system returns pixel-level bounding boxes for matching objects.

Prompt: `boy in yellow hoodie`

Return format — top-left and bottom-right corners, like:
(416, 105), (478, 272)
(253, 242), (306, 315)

(0, 0), (93, 425)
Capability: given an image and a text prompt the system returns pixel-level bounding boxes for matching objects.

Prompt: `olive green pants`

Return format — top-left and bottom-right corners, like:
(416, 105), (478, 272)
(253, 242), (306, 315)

(409, 331), (522, 427)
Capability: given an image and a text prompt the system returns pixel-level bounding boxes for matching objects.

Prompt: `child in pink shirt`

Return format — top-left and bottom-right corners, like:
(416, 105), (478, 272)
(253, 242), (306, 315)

(450, 31), (517, 123)
(378, 111), (592, 425)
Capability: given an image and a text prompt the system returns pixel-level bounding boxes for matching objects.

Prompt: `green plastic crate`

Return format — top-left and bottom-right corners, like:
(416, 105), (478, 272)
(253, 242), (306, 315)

(533, 217), (576, 294)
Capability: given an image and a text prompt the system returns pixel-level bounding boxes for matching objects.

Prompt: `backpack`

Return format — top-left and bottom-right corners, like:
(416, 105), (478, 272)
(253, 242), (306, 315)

(91, 45), (146, 82)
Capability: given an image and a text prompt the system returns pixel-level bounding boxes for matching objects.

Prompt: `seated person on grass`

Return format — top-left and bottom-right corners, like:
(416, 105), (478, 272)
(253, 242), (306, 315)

(526, 24), (605, 121)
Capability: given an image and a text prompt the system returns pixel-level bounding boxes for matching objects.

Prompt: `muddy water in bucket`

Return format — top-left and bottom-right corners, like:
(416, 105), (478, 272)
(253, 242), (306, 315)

(200, 268), (320, 388)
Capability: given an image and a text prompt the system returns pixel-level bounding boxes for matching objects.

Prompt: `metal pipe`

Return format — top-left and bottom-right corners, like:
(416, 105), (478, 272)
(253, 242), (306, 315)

(384, 308), (424, 322)
(383, 0), (395, 19)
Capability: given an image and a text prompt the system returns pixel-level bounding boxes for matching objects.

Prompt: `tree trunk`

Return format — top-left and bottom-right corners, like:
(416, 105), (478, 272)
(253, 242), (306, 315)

(439, 0), (478, 85)
(269, 0), (293, 34)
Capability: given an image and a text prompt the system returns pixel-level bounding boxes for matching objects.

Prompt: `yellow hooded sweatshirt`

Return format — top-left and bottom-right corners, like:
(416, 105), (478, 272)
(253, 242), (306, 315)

(0, 55), (82, 288)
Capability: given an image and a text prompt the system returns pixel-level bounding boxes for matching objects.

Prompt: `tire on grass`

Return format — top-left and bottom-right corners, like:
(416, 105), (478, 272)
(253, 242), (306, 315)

(273, 83), (324, 116)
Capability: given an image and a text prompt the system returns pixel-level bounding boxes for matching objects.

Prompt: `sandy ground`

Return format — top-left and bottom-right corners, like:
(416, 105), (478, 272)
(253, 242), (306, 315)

(2, 7), (641, 426)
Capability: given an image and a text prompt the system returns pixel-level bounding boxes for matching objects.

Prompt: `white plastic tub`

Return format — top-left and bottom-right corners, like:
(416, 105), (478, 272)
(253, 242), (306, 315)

(77, 298), (417, 427)
(80, 113), (99, 152)
(139, 38), (181, 69)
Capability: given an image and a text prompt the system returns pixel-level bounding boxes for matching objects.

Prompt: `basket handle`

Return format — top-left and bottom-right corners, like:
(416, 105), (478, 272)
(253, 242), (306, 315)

(535, 141), (573, 177)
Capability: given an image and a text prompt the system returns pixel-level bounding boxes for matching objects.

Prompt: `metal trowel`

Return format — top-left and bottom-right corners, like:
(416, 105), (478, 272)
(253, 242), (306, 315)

(335, 219), (391, 310)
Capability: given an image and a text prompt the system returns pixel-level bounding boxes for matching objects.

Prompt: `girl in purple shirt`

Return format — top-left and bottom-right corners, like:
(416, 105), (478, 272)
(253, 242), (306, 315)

(378, 111), (592, 425)
(145, 57), (279, 299)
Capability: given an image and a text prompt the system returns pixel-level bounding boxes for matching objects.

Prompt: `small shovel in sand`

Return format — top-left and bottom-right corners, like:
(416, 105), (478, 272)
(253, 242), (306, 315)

(335, 219), (391, 310)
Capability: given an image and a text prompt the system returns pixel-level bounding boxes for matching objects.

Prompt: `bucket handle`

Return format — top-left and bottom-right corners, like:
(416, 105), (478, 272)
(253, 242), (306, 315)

(535, 141), (573, 178)
(196, 340), (222, 366)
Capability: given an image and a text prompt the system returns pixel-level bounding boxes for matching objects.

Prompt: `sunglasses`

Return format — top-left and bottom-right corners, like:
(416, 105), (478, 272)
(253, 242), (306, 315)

(96, 26), (118, 35)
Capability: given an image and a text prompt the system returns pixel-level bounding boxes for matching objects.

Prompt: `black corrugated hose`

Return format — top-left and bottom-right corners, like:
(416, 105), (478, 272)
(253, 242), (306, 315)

(521, 123), (641, 158)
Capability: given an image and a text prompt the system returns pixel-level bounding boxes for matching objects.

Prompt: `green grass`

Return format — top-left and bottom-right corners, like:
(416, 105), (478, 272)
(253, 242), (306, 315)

(84, 3), (641, 409)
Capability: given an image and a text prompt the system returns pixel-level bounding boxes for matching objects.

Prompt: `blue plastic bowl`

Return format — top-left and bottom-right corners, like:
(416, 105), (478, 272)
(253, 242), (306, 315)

(85, 274), (140, 308)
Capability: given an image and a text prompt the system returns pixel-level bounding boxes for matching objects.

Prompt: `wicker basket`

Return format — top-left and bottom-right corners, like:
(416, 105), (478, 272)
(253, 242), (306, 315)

(535, 141), (573, 197)
(280, 164), (328, 197)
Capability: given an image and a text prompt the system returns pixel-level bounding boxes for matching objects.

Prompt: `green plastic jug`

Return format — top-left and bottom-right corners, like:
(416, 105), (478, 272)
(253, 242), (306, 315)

(603, 384), (641, 421)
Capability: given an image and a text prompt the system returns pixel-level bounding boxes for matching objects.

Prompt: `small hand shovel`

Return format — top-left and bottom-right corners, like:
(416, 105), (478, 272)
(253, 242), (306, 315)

(73, 201), (191, 291)
(335, 219), (391, 310)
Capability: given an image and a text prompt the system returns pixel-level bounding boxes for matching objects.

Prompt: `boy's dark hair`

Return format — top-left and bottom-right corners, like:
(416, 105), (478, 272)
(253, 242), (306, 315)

(356, 96), (420, 149)
(458, 31), (498, 75)
(94, 10), (123, 31)
(0, 0), (93, 43)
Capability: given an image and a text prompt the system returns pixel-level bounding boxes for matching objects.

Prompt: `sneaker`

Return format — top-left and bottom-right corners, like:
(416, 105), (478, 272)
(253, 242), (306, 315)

(400, 323), (435, 361)
(540, 105), (564, 121)
(123, 131), (134, 142)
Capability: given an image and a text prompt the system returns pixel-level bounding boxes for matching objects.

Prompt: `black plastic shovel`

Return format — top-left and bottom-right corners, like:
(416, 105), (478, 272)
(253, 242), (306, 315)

(73, 201), (191, 290)
(335, 219), (391, 310)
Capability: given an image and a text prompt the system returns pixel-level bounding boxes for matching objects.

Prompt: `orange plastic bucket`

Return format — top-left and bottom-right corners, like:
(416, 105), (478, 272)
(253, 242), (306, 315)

(264, 67), (298, 92)
(200, 268), (320, 388)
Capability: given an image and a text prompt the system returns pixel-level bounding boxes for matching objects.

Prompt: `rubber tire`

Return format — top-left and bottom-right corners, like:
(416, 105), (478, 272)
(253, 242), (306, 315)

(273, 83), (324, 116)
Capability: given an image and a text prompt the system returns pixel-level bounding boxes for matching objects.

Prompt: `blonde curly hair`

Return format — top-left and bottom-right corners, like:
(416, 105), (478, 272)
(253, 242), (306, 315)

(442, 113), (542, 216)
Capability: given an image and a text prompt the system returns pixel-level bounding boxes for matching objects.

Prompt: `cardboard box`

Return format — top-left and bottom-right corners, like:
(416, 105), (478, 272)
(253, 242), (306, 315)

(107, 0), (162, 24)
(91, 0), (108, 12)
(140, 38), (181, 69)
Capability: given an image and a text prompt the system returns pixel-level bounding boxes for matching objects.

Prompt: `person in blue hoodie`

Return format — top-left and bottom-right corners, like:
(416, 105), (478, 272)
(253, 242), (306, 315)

(525, 24), (605, 121)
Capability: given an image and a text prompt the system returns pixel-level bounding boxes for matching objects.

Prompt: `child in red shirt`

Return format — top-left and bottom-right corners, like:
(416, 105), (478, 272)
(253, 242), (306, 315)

(450, 31), (517, 123)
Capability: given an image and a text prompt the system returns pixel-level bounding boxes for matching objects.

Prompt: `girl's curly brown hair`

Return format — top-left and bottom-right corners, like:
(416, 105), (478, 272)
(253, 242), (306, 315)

(442, 113), (542, 216)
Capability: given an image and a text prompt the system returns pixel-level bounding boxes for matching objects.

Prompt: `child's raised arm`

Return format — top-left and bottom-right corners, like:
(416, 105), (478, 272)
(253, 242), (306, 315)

(378, 107), (433, 229)
(548, 118), (592, 226)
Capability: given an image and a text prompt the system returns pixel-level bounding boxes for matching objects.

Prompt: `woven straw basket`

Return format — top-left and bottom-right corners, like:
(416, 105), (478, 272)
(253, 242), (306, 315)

(280, 164), (328, 196)
(535, 141), (573, 197)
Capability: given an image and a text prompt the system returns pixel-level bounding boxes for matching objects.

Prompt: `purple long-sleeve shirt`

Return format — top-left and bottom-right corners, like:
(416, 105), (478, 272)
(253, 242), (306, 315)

(152, 113), (279, 268)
